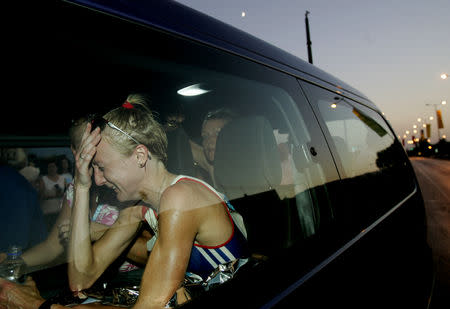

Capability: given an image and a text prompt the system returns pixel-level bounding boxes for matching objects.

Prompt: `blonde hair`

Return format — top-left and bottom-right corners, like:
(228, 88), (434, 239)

(103, 93), (168, 164)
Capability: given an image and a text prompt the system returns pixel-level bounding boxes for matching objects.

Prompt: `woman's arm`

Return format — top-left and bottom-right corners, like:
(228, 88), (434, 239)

(68, 124), (141, 291)
(68, 202), (143, 291)
(125, 228), (151, 266)
(21, 193), (72, 270)
(133, 186), (200, 309)
(67, 125), (103, 291)
(88, 221), (112, 241)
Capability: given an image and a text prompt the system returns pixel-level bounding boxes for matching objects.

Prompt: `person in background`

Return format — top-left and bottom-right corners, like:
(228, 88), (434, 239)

(19, 165), (41, 189)
(22, 154), (42, 193)
(162, 103), (185, 133)
(189, 107), (238, 186)
(0, 148), (48, 253)
(39, 157), (66, 227)
(27, 154), (39, 168)
(59, 156), (73, 189)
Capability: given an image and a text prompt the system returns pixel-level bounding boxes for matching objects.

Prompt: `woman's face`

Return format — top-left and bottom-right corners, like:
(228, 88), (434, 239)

(201, 118), (228, 163)
(61, 159), (69, 170)
(92, 139), (142, 202)
(47, 162), (58, 175)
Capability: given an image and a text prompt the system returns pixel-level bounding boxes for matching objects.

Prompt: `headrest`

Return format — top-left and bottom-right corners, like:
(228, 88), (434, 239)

(166, 127), (195, 176)
(214, 116), (282, 199)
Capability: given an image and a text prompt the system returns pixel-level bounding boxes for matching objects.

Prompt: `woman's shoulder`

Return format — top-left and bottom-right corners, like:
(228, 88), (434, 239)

(161, 176), (221, 213)
(163, 180), (194, 200)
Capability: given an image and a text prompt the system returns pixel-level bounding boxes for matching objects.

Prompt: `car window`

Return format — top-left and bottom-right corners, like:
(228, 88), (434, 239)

(42, 3), (338, 252)
(1, 2), (343, 304)
(299, 81), (416, 233)
(0, 146), (72, 250)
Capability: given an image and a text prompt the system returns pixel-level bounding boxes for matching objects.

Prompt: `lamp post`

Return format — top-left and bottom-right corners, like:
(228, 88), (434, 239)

(416, 115), (434, 140)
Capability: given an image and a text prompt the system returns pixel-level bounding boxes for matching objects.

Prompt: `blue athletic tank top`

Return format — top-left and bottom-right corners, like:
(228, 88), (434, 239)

(143, 175), (249, 280)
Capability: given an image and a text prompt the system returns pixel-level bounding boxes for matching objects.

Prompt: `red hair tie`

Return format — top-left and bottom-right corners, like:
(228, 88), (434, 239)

(122, 101), (134, 109)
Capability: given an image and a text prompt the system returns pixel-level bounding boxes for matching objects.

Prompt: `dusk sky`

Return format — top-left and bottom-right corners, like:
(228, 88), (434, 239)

(176, 0), (449, 145)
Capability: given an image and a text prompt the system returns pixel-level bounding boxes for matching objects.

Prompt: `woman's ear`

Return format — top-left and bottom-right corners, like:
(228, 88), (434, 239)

(135, 144), (150, 168)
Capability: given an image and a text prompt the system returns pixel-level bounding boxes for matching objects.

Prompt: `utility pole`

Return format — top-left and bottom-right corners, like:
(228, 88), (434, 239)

(305, 11), (313, 64)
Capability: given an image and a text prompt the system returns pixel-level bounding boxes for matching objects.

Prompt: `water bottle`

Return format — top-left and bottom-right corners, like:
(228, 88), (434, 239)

(0, 245), (25, 283)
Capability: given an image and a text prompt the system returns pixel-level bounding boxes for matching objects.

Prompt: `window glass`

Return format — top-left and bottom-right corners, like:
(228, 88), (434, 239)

(38, 4), (340, 254)
(300, 82), (416, 233)
(318, 98), (394, 179)
(0, 146), (73, 252)
(2, 3), (342, 304)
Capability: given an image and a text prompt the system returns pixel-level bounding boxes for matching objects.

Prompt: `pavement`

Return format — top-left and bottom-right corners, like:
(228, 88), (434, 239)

(410, 157), (450, 308)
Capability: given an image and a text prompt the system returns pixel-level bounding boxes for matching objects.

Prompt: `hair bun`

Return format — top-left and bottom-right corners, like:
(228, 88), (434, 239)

(122, 101), (134, 109)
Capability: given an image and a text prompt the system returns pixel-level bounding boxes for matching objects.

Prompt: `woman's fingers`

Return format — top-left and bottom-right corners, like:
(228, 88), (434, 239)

(75, 125), (101, 188)
(78, 126), (101, 164)
(80, 122), (93, 146)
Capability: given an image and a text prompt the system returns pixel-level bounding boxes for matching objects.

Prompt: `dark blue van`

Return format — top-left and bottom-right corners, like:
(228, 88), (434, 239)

(1, 0), (434, 308)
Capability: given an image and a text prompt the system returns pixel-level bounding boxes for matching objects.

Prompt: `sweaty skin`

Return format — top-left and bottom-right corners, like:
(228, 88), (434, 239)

(68, 123), (233, 309)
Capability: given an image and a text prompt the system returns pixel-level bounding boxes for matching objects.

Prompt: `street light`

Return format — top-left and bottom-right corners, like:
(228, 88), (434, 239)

(426, 101), (447, 140)
(441, 73), (448, 80)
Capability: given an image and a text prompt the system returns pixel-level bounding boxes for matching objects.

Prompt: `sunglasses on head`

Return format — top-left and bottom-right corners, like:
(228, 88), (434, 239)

(88, 114), (149, 155)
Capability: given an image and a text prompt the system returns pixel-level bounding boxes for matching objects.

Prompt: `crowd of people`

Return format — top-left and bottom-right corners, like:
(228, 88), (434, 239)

(0, 93), (249, 309)
(0, 148), (77, 252)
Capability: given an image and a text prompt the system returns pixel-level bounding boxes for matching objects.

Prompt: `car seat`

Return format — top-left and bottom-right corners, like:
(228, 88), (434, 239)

(214, 115), (282, 199)
(166, 127), (195, 176)
(214, 115), (297, 255)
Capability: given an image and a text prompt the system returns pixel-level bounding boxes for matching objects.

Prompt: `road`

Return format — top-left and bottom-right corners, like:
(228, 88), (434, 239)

(410, 157), (449, 308)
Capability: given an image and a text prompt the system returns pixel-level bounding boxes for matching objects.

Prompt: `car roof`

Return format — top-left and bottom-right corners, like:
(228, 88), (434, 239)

(69, 0), (376, 107)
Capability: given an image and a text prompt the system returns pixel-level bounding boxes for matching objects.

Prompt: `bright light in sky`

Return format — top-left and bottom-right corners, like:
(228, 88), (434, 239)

(241, 11), (246, 17)
(441, 73), (448, 80)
